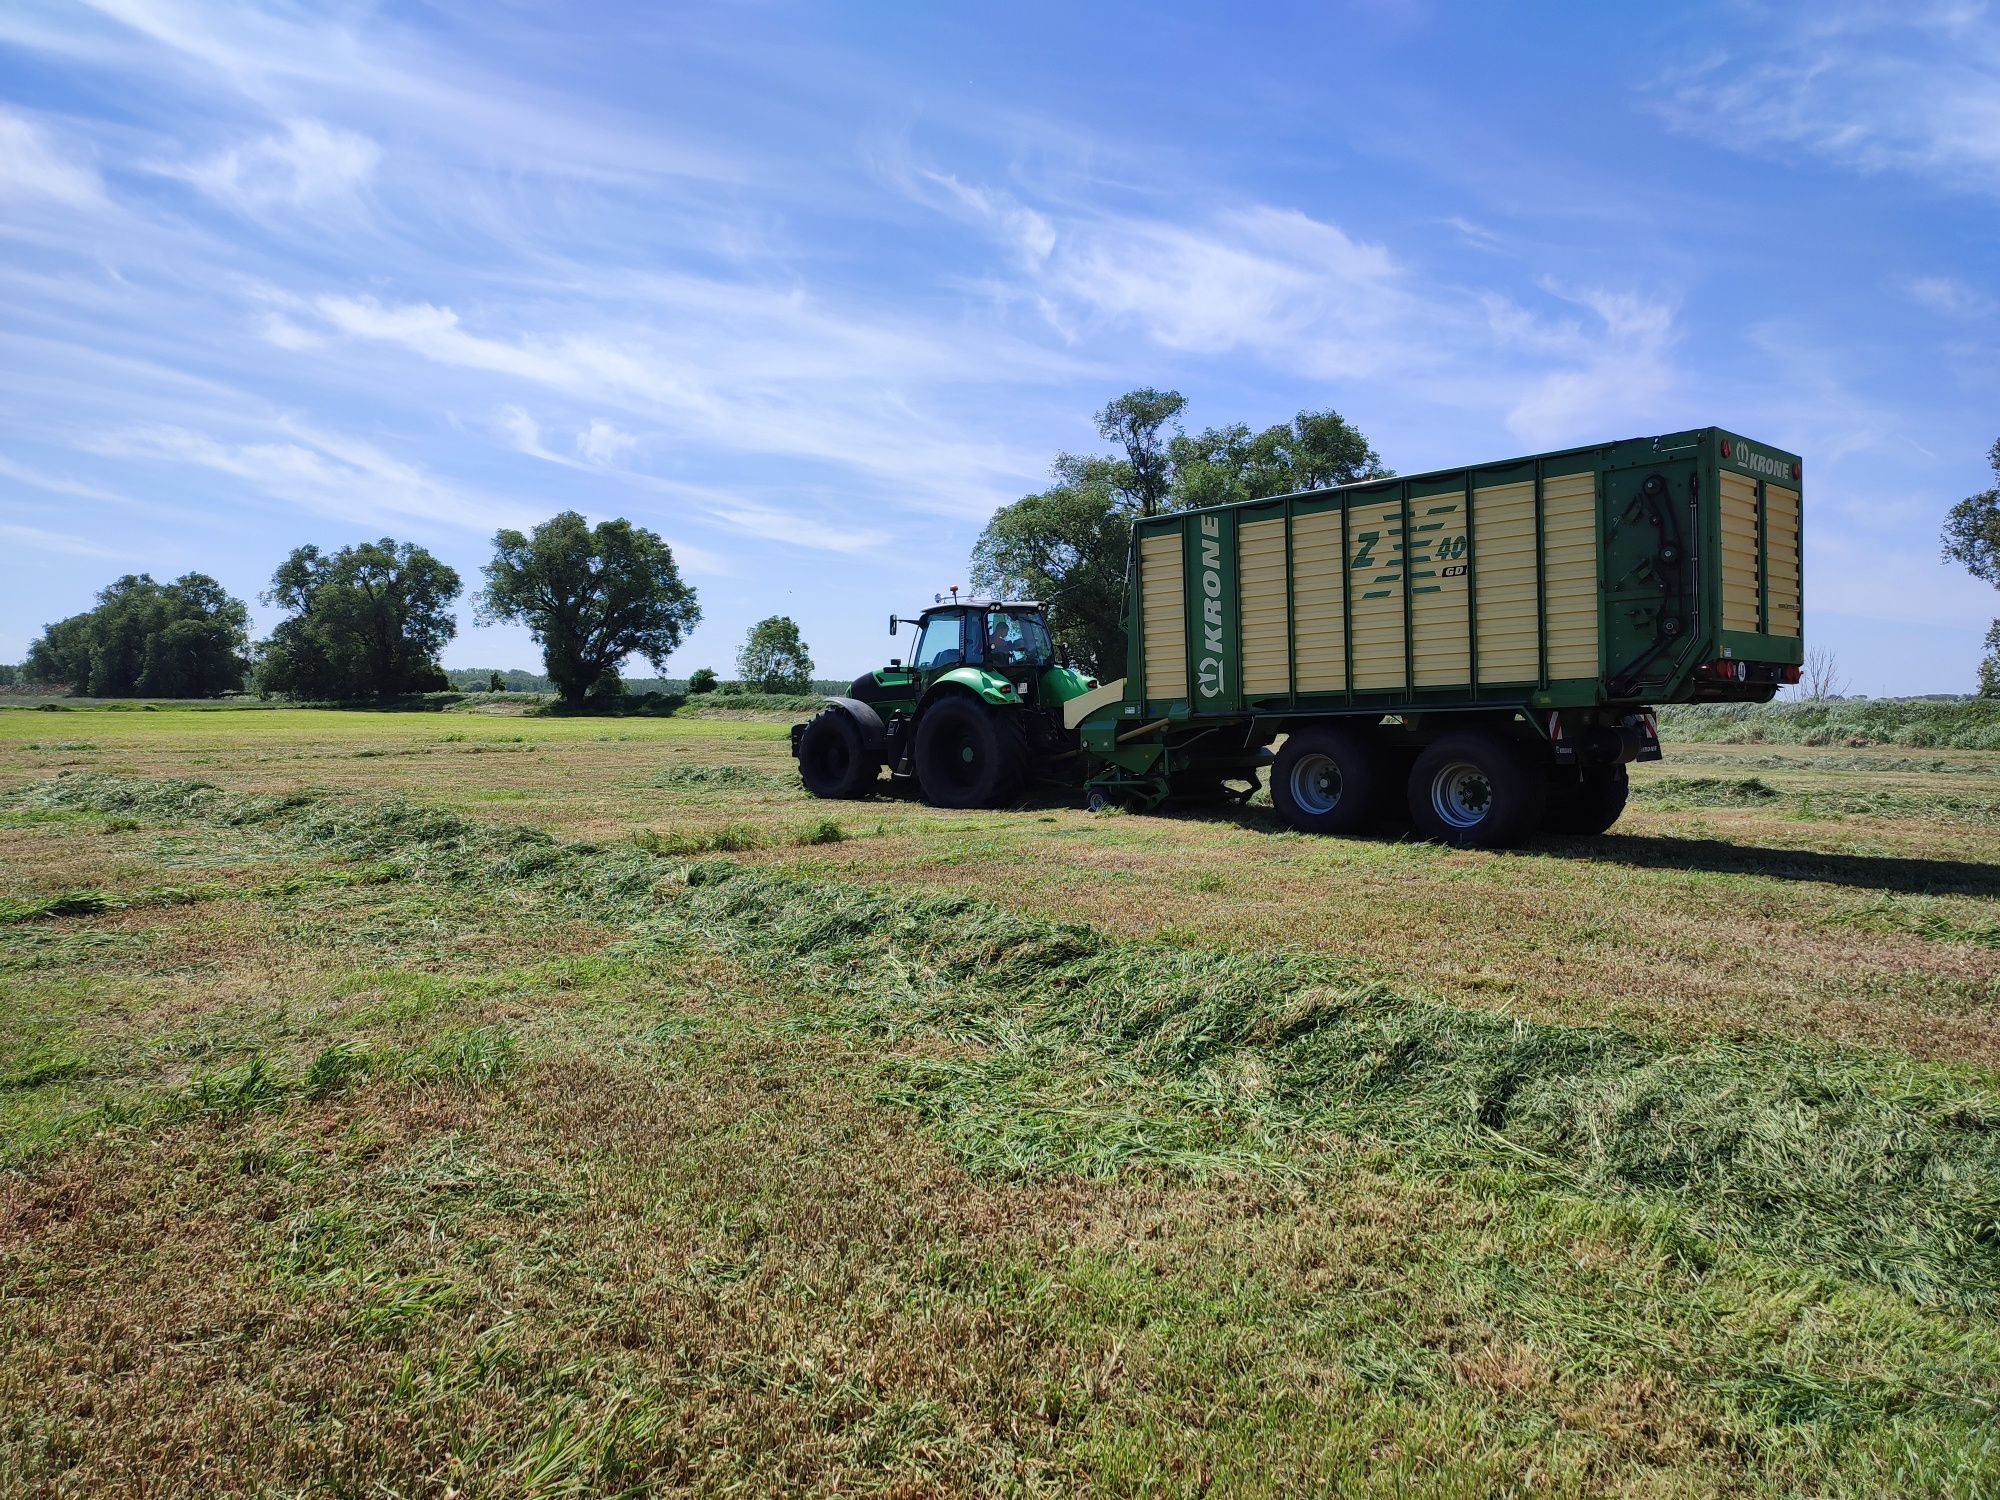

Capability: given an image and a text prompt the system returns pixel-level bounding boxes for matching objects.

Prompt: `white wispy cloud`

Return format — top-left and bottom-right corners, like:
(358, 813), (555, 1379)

(0, 451), (135, 506)
(1906, 275), (1999, 318)
(1036, 205), (1403, 372)
(902, 164), (1685, 445)
(83, 418), (524, 536)
(1494, 283), (1681, 446)
(493, 406), (881, 560)
(166, 118), (380, 211)
(15, 0), (752, 187)
(1654, 4), (2000, 194)
(0, 111), (104, 208)
(257, 311), (325, 350)
(293, 291), (1048, 514)
(904, 165), (1408, 373)
(575, 419), (636, 467)
(0, 520), (128, 559)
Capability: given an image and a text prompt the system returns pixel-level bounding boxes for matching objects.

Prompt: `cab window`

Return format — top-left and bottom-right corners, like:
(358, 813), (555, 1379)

(985, 610), (1052, 667)
(912, 613), (965, 671)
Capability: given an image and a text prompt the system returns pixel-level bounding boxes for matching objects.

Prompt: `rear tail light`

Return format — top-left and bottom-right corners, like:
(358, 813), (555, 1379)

(1779, 664), (1801, 684)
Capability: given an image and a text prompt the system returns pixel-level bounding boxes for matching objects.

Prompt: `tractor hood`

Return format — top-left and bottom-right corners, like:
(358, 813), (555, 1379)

(924, 662), (1098, 708)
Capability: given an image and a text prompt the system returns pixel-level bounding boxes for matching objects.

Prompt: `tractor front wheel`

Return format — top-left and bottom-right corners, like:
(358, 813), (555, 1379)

(797, 708), (878, 799)
(913, 697), (1025, 809)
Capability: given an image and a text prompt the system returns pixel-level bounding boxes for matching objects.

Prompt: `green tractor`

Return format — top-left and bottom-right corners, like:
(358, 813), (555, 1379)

(791, 596), (1103, 807)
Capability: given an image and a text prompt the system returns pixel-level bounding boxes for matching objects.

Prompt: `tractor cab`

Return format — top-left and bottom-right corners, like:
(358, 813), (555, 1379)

(901, 601), (1056, 689)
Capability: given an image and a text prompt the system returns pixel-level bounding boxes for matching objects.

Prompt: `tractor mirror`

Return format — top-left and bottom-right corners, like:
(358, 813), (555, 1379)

(888, 614), (897, 637)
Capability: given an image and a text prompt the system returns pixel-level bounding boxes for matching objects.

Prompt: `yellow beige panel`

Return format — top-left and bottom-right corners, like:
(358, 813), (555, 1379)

(1766, 483), (1801, 637)
(1140, 531), (1186, 700)
(1543, 471), (1599, 681)
(1720, 471), (1761, 633)
(1409, 495), (1469, 687)
(1473, 481), (1538, 684)
(1348, 498), (1406, 691)
(1291, 509), (1346, 693)
(1238, 517), (1290, 696)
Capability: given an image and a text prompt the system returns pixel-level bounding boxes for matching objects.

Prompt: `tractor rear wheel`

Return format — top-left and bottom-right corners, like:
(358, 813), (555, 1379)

(797, 708), (877, 799)
(1543, 764), (1629, 836)
(913, 697), (1025, 809)
(1407, 731), (1546, 848)
(1270, 726), (1390, 836)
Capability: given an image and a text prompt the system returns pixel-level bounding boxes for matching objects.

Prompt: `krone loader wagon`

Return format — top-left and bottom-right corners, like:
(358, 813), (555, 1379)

(1063, 426), (1804, 846)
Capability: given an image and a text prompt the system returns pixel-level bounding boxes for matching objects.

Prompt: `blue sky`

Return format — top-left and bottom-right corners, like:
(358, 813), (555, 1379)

(2, 1), (1996, 693)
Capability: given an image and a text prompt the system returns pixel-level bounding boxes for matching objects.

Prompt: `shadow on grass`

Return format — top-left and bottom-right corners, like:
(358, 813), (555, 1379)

(1529, 832), (2000, 896)
(1065, 793), (2000, 896)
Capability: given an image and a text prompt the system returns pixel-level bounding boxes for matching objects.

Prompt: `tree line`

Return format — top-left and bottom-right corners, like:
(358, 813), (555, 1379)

(17, 511), (822, 707)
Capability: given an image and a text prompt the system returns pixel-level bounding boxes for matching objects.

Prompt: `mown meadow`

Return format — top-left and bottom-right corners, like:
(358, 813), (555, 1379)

(2, 701), (1997, 1496)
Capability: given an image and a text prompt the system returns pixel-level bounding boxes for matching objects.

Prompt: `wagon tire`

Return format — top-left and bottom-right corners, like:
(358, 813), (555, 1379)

(1543, 764), (1629, 837)
(1408, 731), (1546, 849)
(797, 708), (877, 799)
(1270, 726), (1390, 836)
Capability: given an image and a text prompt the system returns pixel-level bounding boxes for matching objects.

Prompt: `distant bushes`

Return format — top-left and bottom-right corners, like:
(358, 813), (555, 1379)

(445, 668), (554, 693)
(533, 689), (821, 718)
(675, 691), (822, 714)
(1658, 697), (2000, 750)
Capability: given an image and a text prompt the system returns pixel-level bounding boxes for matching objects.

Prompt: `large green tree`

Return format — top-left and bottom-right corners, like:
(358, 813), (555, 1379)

(1942, 436), (2000, 697)
(1095, 387), (1188, 517)
(971, 392), (1389, 676)
(737, 616), (814, 693)
(23, 574), (249, 697)
(257, 538), (461, 701)
(475, 511), (700, 707)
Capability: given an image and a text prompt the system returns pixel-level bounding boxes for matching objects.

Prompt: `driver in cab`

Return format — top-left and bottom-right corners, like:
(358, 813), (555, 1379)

(987, 611), (1028, 667)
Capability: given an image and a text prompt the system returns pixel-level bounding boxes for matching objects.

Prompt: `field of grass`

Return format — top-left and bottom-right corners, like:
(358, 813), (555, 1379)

(3, 704), (1999, 1496)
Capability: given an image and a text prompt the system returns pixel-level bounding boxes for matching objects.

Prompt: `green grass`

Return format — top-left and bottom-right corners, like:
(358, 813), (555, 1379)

(649, 762), (788, 789)
(15, 774), (2000, 1311)
(1634, 774), (2000, 826)
(5, 723), (2000, 1496)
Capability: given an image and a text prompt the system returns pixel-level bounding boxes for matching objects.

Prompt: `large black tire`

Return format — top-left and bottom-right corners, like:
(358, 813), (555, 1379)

(1270, 726), (1391, 836)
(1407, 731), (1546, 849)
(913, 697), (1026, 809)
(797, 708), (877, 799)
(1543, 764), (1629, 836)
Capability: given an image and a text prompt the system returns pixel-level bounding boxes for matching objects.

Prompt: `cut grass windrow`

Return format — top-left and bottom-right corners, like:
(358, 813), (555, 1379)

(0, 862), (408, 925)
(17, 773), (2000, 1312)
